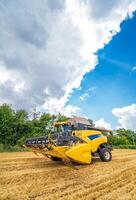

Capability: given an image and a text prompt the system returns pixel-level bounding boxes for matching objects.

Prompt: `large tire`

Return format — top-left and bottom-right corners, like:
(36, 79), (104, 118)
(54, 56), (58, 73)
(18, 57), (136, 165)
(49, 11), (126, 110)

(50, 156), (62, 161)
(99, 148), (112, 162)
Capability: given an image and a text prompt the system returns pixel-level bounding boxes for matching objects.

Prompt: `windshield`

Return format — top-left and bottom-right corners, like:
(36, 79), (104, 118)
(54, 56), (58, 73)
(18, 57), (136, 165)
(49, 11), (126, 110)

(61, 124), (72, 132)
(54, 124), (72, 133)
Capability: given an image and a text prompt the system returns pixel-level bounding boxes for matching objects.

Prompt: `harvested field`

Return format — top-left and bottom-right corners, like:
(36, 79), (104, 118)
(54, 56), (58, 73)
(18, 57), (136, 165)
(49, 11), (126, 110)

(0, 149), (136, 200)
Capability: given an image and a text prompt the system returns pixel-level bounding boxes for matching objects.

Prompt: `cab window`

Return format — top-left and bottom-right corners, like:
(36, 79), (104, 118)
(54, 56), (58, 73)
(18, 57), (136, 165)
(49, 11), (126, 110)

(88, 134), (102, 140)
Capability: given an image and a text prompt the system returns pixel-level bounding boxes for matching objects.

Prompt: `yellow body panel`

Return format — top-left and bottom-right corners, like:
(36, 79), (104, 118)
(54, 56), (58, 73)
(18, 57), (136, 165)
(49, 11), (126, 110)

(72, 130), (107, 152)
(45, 146), (70, 159)
(73, 130), (101, 138)
(66, 143), (91, 164)
(90, 136), (107, 152)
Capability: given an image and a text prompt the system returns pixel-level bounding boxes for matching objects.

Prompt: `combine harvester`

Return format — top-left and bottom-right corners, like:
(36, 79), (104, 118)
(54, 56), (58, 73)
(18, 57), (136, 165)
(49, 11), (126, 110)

(25, 117), (112, 166)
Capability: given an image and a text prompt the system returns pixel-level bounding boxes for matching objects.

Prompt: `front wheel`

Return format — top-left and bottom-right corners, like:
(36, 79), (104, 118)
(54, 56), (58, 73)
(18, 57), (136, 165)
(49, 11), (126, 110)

(99, 148), (112, 162)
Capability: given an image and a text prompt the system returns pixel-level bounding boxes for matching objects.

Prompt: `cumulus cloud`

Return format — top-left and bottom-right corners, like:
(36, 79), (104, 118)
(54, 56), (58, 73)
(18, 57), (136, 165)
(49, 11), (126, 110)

(95, 118), (112, 130)
(132, 66), (136, 71)
(0, 0), (136, 115)
(80, 92), (90, 101)
(80, 86), (95, 101)
(112, 104), (136, 131)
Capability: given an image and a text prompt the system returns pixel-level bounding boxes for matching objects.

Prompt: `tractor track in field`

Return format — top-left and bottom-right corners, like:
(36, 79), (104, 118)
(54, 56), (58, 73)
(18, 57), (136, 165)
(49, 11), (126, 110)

(0, 149), (136, 200)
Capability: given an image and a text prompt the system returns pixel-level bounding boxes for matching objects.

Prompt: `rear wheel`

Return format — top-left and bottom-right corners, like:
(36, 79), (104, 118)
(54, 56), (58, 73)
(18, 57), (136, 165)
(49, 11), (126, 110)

(50, 156), (62, 161)
(99, 148), (112, 162)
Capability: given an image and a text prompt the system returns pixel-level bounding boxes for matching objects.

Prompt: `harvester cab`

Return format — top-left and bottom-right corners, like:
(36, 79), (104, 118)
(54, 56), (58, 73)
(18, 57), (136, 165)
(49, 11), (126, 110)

(25, 117), (112, 165)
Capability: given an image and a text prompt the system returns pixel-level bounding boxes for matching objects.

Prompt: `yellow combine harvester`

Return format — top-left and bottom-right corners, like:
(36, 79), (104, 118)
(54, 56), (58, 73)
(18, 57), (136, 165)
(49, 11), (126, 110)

(25, 117), (112, 165)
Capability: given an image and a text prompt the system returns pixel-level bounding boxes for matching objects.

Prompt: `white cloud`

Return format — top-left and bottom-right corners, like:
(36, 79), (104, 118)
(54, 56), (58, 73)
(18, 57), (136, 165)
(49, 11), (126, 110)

(42, 96), (81, 117)
(132, 66), (136, 71)
(95, 118), (112, 130)
(112, 104), (136, 131)
(0, 61), (18, 83)
(61, 105), (81, 117)
(0, 0), (136, 115)
(80, 86), (95, 101)
(14, 82), (26, 93)
(80, 92), (90, 101)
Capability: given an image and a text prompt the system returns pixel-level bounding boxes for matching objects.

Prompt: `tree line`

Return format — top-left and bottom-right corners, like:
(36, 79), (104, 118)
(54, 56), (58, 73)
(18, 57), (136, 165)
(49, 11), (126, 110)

(0, 104), (136, 152)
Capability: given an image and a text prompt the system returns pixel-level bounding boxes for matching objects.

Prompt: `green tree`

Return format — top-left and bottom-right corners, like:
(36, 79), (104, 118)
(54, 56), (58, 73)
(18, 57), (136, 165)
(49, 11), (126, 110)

(57, 114), (68, 122)
(0, 104), (14, 145)
(12, 109), (29, 145)
(116, 129), (136, 145)
(108, 135), (130, 145)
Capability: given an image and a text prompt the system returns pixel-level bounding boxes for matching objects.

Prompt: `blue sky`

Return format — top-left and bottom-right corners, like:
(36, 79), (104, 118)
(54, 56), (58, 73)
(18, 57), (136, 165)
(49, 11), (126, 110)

(68, 11), (136, 128)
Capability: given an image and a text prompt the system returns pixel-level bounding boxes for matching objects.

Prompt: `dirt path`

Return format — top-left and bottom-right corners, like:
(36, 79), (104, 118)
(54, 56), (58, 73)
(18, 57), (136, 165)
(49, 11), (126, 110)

(0, 149), (136, 200)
